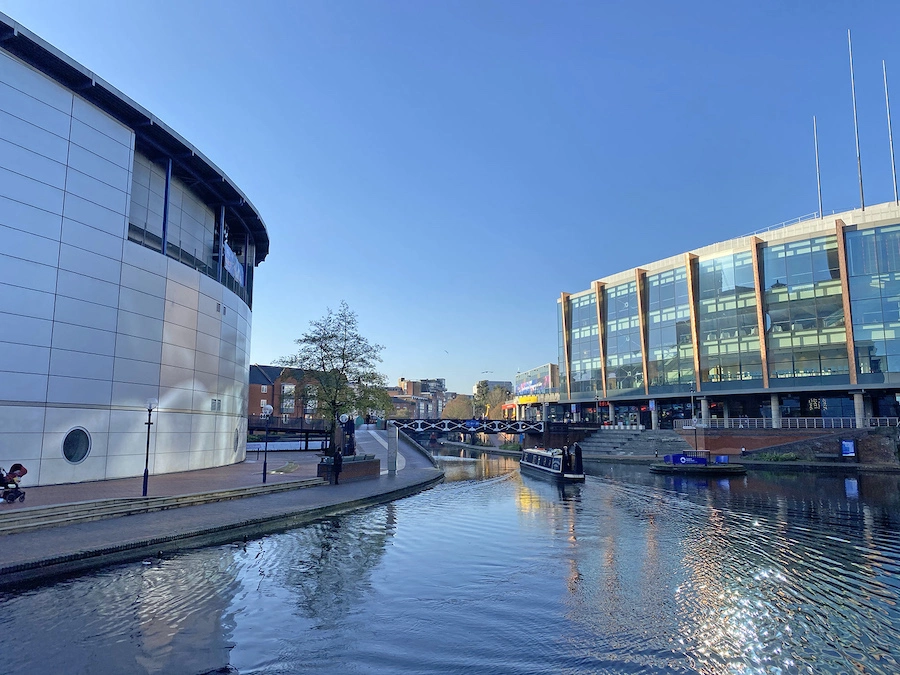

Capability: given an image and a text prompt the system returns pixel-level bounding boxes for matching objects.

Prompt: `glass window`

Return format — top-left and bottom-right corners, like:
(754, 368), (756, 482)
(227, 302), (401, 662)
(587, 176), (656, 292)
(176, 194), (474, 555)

(697, 252), (761, 386)
(127, 151), (257, 309)
(763, 236), (847, 379)
(63, 428), (90, 463)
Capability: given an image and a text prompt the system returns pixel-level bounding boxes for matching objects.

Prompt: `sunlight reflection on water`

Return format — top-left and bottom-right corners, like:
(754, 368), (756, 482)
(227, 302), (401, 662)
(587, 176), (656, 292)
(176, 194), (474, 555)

(1, 454), (899, 674)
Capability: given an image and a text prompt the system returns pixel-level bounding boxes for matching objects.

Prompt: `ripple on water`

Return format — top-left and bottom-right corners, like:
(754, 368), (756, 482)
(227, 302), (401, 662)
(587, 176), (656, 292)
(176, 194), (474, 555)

(2, 462), (900, 674)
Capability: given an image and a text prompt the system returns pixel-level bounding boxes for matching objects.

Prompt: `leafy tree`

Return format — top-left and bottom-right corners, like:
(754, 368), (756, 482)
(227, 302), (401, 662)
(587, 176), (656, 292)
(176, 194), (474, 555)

(473, 381), (510, 419)
(277, 301), (388, 447)
(474, 380), (490, 417)
(390, 404), (413, 419)
(442, 394), (474, 419)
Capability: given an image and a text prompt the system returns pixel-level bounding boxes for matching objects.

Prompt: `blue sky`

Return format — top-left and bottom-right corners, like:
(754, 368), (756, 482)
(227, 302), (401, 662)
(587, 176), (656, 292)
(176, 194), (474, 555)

(4, 1), (900, 393)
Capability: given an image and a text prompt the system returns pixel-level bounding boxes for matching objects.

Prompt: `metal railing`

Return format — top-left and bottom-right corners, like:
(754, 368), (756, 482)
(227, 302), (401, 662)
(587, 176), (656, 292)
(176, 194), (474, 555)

(247, 415), (329, 432)
(674, 417), (900, 430)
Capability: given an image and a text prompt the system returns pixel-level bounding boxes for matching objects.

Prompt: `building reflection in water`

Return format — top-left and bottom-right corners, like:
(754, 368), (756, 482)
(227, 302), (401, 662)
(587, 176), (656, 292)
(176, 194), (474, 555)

(224, 501), (397, 668)
(3, 455), (900, 673)
(0, 548), (240, 674)
(582, 463), (900, 672)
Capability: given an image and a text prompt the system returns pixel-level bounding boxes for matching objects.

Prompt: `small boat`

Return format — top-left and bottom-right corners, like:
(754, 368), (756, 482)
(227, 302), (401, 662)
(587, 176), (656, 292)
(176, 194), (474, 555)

(520, 447), (585, 483)
(649, 453), (747, 476)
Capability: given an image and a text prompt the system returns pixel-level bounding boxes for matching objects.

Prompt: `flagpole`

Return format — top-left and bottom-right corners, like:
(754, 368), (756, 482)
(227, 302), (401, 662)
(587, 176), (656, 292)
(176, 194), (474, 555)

(814, 116), (824, 217)
(849, 29), (865, 211)
(884, 60), (899, 205)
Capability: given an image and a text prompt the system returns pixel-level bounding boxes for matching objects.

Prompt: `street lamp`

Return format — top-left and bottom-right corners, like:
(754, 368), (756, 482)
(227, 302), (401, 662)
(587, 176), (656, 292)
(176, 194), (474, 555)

(261, 403), (273, 484)
(142, 397), (158, 497)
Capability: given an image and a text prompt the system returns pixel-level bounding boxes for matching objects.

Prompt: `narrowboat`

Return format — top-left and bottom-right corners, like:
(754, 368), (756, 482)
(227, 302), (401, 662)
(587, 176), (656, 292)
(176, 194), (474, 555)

(519, 447), (585, 483)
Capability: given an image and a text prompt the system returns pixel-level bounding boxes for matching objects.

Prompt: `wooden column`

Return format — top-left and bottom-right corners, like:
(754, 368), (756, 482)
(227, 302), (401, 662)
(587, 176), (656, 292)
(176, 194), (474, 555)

(835, 219), (858, 385)
(560, 292), (572, 399)
(635, 269), (650, 395)
(750, 236), (770, 389)
(684, 253), (701, 391)
(592, 281), (608, 398)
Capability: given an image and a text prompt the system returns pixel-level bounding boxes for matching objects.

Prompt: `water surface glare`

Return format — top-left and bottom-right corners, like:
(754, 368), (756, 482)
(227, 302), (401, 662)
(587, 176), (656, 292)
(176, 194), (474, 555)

(2, 452), (900, 674)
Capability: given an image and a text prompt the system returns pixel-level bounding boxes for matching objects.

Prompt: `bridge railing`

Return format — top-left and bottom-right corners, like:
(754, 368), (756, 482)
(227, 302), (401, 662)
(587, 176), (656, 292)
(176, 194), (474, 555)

(390, 418), (544, 434)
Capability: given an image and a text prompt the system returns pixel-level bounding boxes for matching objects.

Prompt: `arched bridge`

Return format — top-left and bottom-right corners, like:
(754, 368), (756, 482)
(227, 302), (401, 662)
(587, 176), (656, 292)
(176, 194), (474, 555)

(390, 419), (544, 434)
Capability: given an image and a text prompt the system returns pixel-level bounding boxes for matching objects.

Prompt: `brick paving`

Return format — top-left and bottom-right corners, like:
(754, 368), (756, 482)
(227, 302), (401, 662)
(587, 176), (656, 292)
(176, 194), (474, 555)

(0, 432), (443, 587)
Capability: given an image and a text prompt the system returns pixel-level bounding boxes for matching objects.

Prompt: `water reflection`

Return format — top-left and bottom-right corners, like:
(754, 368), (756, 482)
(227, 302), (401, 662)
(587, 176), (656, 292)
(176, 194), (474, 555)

(2, 455), (900, 674)
(0, 548), (239, 674)
(431, 446), (518, 482)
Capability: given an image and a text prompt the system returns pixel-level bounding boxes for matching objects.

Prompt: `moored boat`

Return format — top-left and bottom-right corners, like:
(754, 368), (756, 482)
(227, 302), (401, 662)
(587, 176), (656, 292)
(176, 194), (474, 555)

(520, 447), (585, 482)
(649, 453), (747, 476)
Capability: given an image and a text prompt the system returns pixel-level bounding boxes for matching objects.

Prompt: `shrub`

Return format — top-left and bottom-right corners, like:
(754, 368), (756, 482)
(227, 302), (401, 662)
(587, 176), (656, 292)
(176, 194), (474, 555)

(752, 451), (798, 462)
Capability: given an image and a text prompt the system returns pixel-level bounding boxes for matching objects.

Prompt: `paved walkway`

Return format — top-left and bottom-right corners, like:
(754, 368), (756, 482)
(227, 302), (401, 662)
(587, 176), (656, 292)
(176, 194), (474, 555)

(0, 430), (443, 588)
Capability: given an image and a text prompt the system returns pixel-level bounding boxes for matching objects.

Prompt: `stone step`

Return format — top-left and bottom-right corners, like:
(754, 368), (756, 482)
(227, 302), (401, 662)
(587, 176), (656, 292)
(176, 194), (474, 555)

(580, 429), (693, 456)
(0, 478), (327, 535)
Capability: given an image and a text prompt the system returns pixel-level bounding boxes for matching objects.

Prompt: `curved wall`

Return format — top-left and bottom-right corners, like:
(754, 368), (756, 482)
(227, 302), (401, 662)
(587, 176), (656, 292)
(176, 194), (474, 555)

(0, 27), (258, 485)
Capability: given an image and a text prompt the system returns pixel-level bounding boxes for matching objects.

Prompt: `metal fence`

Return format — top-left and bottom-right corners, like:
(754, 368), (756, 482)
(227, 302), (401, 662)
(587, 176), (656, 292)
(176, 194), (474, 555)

(674, 417), (900, 431)
(247, 415), (330, 432)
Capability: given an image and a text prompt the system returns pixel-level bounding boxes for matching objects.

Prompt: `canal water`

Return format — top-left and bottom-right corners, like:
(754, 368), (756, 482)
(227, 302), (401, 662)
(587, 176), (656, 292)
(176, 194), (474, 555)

(2, 450), (900, 674)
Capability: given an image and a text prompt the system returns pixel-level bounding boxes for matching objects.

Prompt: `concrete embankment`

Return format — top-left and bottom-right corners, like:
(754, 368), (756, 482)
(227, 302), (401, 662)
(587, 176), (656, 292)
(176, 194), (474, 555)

(0, 437), (443, 589)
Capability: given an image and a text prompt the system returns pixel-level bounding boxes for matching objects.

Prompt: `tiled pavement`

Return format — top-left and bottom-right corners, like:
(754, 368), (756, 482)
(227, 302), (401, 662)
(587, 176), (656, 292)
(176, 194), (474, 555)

(0, 431), (443, 587)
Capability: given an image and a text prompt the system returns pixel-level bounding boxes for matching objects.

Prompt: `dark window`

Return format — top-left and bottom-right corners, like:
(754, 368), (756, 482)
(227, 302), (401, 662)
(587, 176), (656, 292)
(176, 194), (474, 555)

(63, 428), (90, 463)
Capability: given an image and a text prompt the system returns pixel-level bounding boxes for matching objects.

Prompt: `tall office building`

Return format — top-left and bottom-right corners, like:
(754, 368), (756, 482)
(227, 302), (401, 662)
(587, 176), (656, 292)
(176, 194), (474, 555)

(558, 203), (900, 429)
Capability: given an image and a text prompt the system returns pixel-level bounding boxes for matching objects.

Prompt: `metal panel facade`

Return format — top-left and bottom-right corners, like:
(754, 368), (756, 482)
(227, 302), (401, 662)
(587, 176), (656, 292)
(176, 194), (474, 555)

(0, 43), (257, 485)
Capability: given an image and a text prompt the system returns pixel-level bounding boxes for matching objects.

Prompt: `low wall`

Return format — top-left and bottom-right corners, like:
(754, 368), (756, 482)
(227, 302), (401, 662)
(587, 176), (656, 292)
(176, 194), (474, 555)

(677, 428), (900, 465)
(317, 456), (381, 483)
(676, 429), (835, 454)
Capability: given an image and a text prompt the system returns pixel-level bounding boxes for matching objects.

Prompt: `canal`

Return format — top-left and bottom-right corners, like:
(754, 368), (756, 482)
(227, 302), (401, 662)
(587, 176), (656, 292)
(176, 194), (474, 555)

(2, 449), (899, 674)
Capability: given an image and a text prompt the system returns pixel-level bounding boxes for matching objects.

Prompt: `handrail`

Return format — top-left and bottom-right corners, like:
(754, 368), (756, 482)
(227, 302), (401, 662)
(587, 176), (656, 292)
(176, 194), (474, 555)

(674, 417), (899, 430)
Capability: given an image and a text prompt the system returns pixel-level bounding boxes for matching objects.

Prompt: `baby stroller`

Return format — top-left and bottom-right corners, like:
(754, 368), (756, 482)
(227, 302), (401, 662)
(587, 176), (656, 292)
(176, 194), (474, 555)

(1, 463), (27, 504)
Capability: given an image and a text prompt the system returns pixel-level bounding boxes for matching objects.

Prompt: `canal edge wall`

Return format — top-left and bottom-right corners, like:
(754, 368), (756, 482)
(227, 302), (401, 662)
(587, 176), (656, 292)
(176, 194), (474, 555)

(0, 472), (444, 590)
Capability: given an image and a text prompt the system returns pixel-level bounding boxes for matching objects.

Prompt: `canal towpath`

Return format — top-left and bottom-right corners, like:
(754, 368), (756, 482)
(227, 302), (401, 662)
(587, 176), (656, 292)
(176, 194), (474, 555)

(0, 430), (443, 588)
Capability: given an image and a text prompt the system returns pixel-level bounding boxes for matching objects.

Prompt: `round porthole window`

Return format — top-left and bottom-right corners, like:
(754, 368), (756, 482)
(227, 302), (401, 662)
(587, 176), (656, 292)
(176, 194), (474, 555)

(63, 428), (91, 463)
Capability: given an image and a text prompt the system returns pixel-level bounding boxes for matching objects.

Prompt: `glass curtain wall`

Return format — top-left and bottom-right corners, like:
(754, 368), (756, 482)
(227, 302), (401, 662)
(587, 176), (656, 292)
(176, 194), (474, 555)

(762, 236), (848, 382)
(846, 224), (900, 383)
(128, 153), (164, 252)
(128, 151), (255, 307)
(697, 252), (762, 388)
(165, 177), (216, 278)
(646, 267), (694, 393)
(605, 282), (643, 394)
(567, 293), (601, 397)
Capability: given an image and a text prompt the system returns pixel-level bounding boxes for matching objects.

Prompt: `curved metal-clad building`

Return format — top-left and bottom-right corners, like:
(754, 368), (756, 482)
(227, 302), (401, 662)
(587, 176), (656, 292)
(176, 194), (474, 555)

(558, 201), (900, 428)
(0, 14), (268, 485)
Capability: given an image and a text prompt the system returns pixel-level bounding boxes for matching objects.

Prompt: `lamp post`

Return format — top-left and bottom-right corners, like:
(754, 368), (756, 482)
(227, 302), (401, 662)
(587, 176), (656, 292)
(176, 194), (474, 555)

(142, 397), (158, 497)
(261, 404), (273, 484)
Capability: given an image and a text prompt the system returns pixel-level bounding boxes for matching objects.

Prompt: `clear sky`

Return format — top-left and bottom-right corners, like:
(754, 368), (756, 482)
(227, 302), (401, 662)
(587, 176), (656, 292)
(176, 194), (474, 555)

(4, 1), (900, 393)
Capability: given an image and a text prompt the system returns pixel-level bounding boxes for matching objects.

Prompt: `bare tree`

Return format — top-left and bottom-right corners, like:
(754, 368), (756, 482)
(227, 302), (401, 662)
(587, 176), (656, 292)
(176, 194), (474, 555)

(277, 301), (390, 448)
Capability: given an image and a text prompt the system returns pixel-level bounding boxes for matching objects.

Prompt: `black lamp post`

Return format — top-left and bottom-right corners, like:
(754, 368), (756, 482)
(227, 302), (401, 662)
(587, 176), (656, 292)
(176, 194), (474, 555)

(262, 404), (273, 484)
(142, 397), (158, 497)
